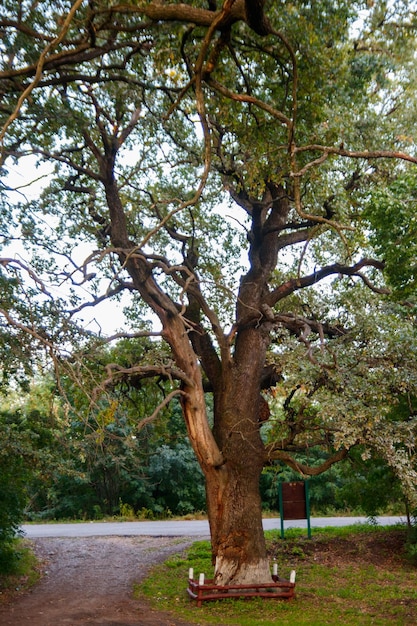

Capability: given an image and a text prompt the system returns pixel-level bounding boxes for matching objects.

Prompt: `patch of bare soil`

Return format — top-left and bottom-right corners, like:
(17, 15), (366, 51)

(0, 536), (198, 626)
(268, 528), (411, 570)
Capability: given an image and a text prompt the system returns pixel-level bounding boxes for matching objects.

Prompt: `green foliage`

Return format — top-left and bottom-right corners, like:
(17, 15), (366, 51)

(0, 539), (39, 585)
(0, 467), (26, 572)
(0, 368), (413, 524)
(261, 450), (345, 514)
(262, 281), (417, 506)
(261, 450), (407, 517)
(0, 412), (32, 572)
(336, 451), (405, 517)
(406, 521), (417, 565)
(0, 349), (206, 521)
(148, 443), (206, 516)
(364, 172), (417, 302)
(365, 172), (417, 304)
(118, 500), (135, 520)
(0, 269), (37, 391)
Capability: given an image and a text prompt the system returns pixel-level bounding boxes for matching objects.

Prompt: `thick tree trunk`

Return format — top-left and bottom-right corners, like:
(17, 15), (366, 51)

(206, 460), (271, 585)
(204, 347), (272, 586)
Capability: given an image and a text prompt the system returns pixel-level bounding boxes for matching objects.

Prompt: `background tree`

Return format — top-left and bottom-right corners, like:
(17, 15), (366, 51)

(1, 0), (417, 584)
(53, 340), (207, 519)
(0, 410), (31, 573)
(0, 377), (64, 570)
(14, 340), (206, 520)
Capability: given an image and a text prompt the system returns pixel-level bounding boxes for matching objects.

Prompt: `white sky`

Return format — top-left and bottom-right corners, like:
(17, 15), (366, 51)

(2, 157), (139, 336)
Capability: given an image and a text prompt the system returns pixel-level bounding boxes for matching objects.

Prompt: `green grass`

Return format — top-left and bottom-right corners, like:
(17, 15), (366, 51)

(138, 525), (417, 625)
(0, 539), (41, 603)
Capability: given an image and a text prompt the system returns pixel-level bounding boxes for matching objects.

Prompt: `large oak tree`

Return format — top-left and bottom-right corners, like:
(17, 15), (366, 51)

(1, 0), (417, 584)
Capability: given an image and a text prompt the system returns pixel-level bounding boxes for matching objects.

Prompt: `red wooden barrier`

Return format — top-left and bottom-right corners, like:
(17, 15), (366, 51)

(187, 574), (295, 607)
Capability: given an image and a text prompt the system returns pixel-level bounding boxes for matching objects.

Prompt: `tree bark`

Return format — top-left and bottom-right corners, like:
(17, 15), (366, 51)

(206, 457), (271, 585)
(204, 325), (272, 585)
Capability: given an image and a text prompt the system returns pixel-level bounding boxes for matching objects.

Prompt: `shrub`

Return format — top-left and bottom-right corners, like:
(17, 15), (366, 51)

(0, 441), (28, 573)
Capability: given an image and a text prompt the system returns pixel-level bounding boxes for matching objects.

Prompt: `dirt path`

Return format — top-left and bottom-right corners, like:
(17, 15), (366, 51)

(0, 536), (200, 626)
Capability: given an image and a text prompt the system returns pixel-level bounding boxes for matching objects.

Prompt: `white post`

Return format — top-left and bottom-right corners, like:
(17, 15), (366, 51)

(199, 573), (205, 586)
(290, 570), (296, 584)
(273, 563), (278, 576)
(188, 567), (194, 580)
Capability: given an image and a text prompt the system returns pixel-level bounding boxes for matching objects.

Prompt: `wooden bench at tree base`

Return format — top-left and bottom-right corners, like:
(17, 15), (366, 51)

(187, 575), (296, 607)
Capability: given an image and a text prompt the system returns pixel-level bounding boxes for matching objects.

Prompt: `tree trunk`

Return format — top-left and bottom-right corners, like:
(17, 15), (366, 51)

(206, 459), (271, 585)
(204, 350), (272, 586)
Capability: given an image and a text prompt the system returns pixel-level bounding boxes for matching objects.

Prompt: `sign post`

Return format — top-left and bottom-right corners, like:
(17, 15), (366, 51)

(279, 480), (311, 539)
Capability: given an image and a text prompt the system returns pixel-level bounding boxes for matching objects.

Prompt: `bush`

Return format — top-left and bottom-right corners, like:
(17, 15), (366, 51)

(147, 443), (206, 515)
(0, 435), (28, 573)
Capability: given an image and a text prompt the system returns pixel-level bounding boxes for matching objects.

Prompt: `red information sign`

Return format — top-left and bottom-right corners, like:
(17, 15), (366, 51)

(279, 480), (311, 538)
(281, 481), (307, 520)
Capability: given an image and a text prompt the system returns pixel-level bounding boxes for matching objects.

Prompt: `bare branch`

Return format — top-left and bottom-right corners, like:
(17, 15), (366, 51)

(101, 363), (195, 390)
(264, 446), (350, 475)
(136, 389), (186, 432)
(0, 307), (55, 351)
(0, 258), (53, 297)
(293, 143), (417, 168)
(206, 77), (292, 128)
(104, 330), (162, 342)
(268, 258), (388, 305)
(108, 1), (246, 28)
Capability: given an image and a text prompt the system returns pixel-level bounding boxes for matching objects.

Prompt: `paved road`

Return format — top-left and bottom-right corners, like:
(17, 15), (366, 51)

(21, 516), (406, 538)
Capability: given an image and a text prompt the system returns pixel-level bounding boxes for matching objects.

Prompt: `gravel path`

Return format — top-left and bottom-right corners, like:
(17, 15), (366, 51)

(0, 536), (201, 626)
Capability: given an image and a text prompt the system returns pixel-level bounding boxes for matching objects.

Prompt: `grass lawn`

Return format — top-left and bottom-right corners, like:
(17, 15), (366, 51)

(139, 525), (417, 625)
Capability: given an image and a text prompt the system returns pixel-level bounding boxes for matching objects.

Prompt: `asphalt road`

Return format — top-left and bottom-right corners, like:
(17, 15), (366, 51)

(21, 516), (406, 538)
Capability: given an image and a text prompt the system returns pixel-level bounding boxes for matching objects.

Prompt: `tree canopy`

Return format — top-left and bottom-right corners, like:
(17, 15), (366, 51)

(1, 0), (417, 584)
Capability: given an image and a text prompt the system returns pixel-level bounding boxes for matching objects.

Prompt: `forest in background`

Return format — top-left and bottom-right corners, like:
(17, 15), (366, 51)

(1, 353), (411, 524)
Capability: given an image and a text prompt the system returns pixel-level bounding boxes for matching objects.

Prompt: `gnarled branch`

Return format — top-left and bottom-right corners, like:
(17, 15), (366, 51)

(264, 446), (350, 476)
(268, 258), (388, 305)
